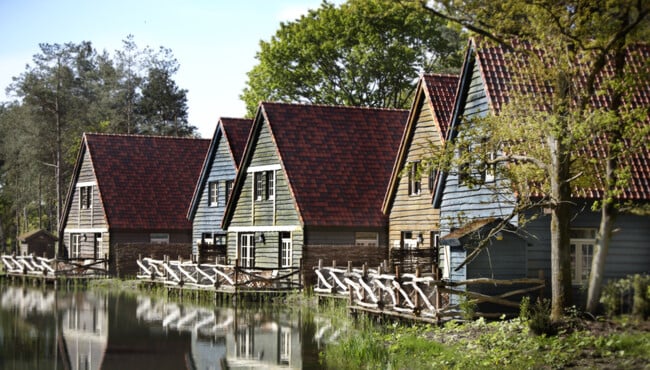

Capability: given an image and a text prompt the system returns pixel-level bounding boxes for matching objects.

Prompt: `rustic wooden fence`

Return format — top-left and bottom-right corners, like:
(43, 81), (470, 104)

(1, 253), (109, 278)
(313, 260), (545, 322)
(136, 256), (303, 291)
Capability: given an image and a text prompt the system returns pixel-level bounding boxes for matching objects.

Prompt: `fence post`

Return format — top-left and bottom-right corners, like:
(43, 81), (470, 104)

(299, 257), (303, 288)
(395, 265), (401, 307)
(414, 266), (421, 312)
(347, 261), (352, 274)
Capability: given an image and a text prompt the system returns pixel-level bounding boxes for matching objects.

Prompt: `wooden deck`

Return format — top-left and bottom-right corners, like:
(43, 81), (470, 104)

(136, 256), (303, 299)
(1, 254), (109, 286)
(314, 260), (545, 323)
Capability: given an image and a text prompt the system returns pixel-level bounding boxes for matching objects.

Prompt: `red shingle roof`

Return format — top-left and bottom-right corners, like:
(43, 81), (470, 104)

(422, 73), (459, 139)
(220, 118), (252, 169)
(85, 133), (210, 231)
(472, 39), (650, 200)
(261, 102), (408, 227)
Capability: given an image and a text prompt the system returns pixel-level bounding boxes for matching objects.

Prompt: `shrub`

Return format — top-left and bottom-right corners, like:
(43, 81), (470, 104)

(528, 298), (557, 336)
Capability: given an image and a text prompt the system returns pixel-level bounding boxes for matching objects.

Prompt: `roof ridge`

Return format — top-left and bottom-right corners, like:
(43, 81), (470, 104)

(260, 101), (408, 113)
(84, 132), (208, 141)
(422, 72), (459, 78)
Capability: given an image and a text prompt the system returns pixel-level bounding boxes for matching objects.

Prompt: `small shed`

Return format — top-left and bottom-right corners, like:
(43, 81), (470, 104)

(18, 229), (57, 258)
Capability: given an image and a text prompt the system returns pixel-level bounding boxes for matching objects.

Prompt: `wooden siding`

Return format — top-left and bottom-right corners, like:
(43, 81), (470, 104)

(191, 132), (237, 253)
(465, 234), (527, 280)
(523, 205), (650, 284)
(229, 121), (301, 228)
(388, 92), (442, 249)
(227, 120), (303, 269)
(439, 53), (517, 236)
(226, 230), (304, 269)
(62, 149), (110, 258)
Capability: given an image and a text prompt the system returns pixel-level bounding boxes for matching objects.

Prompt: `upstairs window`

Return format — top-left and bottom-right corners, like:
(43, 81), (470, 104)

(266, 170), (275, 200)
(208, 181), (219, 206)
(428, 167), (437, 194)
(408, 161), (421, 196)
(80, 186), (92, 209)
(254, 172), (264, 201)
(225, 180), (234, 203)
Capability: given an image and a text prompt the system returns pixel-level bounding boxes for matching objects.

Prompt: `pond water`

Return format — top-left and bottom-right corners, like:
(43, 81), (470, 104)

(0, 284), (335, 369)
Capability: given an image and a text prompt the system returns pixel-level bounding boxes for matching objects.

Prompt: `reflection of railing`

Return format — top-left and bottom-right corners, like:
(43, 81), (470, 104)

(1, 254), (109, 277)
(314, 261), (545, 322)
(136, 256), (303, 291)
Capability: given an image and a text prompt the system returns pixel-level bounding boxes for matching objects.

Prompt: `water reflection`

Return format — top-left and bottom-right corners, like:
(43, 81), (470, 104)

(0, 285), (330, 369)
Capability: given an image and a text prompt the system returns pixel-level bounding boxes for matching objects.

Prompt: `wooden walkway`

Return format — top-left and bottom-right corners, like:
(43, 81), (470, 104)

(314, 260), (545, 323)
(136, 256), (303, 297)
(1, 254), (108, 284)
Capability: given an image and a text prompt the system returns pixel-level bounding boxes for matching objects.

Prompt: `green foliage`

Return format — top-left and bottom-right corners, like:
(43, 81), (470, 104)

(459, 294), (477, 321)
(600, 274), (650, 318)
(241, 0), (465, 116)
(527, 298), (557, 336)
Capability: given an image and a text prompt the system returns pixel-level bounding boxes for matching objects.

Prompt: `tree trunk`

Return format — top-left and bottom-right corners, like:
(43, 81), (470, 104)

(548, 135), (573, 322)
(586, 194), (617, 313)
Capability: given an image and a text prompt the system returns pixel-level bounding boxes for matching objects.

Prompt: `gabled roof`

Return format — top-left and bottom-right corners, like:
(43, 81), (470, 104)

(62, 133), (210, 232)
(187, 118), (252, 220)
(223, 102), (408, 228)
(435, 38), (650, 205)
(382, 73), (459, 213)
(18, 229), (58, 242)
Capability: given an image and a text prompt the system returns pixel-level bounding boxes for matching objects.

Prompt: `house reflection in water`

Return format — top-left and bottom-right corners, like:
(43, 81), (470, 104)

(136, 297), (316, 369)
(61, 292), (108, 370)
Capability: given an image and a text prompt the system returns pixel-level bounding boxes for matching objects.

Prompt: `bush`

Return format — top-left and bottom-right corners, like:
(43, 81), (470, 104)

(528, 298), (557, 336)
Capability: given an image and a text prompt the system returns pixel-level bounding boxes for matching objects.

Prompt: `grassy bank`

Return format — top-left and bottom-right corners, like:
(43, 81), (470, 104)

(321, 301), (650, 369)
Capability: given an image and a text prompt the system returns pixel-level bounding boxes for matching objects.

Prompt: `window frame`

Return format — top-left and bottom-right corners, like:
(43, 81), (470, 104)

(208, 181), (219, 206)
(254, 172), (264, 201)
(570, 228), (596, 285)
(79, 186), (92, 210)
(266, 170), (275, 200)
(239, 233), (255, 268)
(71, 233), (81, 258)
(407, 161), (421, 196)
(280, 232), (292, 268)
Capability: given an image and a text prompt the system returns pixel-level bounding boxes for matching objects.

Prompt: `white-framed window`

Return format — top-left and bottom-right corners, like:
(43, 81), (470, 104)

(208, 181), (219, 206)
(237, 327), (254, 358)
(355, 232), (379, 247)
(150, 233), (169, 244)
(400, 231), (418, 249)
(79, 186), (92, 209)
(266, 170), (275, 200)
(484, 151), (496, 183)
(570, 228), (596, 285)
(280, 232), (292, 267)
(254, 172), (264, 201)
(408, 161), (421, 196)
(239, 233), (255, 268)
(71, 234), (81, 258)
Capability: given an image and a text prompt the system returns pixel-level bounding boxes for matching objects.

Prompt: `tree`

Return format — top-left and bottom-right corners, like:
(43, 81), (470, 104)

(137, 67), (195, 136)
(418, 0), (649, 320)
(241, 0), (464, 116)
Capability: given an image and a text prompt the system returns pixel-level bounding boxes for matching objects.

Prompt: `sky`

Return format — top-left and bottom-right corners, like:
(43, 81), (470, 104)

(0, 0), (338, 138)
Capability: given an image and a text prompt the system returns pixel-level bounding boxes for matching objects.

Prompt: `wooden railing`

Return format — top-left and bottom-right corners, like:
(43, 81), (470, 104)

(1, 254), (109, 277)
(314, 260), (545, 322)
(136, 256), (303, 291)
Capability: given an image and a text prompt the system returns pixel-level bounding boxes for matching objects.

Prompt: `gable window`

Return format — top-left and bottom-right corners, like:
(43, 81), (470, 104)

(225, 180), (234, 203)
(266, 171), (275, 200)
(428, 167), (437, 194)
(254, 172), (264, 201)
(79, 186), (92, 209)
(570, 228), (596, 285)
(239, 233), (255, 268)
(208, 181), (219, 206)
(280, 232), (292, 268)
(408, 161), (421, 196)
(483, 150), (496, 183)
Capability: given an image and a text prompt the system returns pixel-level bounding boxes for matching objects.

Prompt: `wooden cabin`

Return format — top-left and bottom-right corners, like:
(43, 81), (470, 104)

(382, 74), (458, 271)
(18, 229), (57, 258)
(59, 133), (210, 273)
(433, 39), (650, 300)
(187, 118), (251, 263)
(221, 102), (408, 281)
